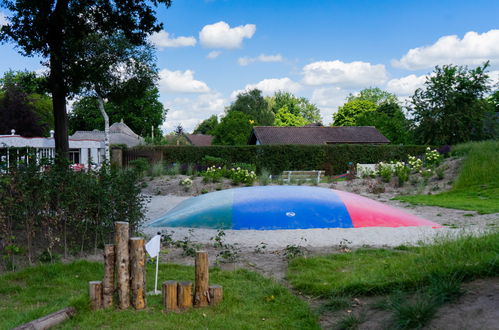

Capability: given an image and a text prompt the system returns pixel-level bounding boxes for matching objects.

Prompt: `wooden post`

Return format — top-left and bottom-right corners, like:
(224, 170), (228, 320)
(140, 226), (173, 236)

(177, 281), (193, 310)
(194, 251), (209, 307)
(209, 285), (223, 306)
(102, 244), (115, 308)
(89, 281), (103, 310)
(130, 237), (147, 310)
(13, 307), (76, 330)
(162, 280), (178, 312)
(115, 221), (130, 309)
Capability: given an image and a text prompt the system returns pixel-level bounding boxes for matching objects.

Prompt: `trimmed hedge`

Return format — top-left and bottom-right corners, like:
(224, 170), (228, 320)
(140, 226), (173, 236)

(131, 144), (428, 175)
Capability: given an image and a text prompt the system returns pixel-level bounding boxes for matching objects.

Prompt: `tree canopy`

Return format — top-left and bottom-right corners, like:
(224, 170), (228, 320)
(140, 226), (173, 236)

(212, 111), (254, 145)
(333, 99), (377, 126)
(408, 63), (493, 145)
(274, 106), (308, 127)
(193, 115), (219, 135)
(0, 0), (171, 157)
(228, 89), (274, 126)
(346, 87), (398, 106)
(267, 91), (322, 124)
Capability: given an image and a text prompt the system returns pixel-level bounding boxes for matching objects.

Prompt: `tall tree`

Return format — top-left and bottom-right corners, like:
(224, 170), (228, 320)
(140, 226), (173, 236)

(346, 87), (398, 106)
(212, 111), (254, 145)
(0, 0), (171, 158)
(268, 91), (322, 124)
(408, 63), (492, 145)
(0, 70), (54, 135)
(274, 106), (308, 127)
(332, 99), (377, 126)
(228, 89), (273, 125)
(193, 115), (219, 135)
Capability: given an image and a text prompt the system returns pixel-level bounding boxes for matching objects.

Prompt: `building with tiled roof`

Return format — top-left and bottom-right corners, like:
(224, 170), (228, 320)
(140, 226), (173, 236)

(70, 121), (143, 147)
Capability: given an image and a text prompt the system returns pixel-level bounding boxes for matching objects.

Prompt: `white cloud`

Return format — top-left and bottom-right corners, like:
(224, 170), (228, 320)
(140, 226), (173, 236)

(489, 70), (499, 87)
(158, 68), (210, 93)
(207, 51), (222, 59)
(311, 87), (350, 124)
(0, 12), (8, 26)
(302, 60), (388, 88)
(162, 92), (226, 133)
(199, 21), (256, 49)
(386, 74), (427, 96)
(149, 30), (196, 49)
(238, 54), (284, 66)
(393, 30), (499, 70)
(230, 78), (301, 99)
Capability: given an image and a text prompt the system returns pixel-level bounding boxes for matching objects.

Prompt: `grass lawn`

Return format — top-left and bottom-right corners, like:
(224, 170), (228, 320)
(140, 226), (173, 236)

(0, 261), (319, 329)
(287, 232), (499, 297)
(395, 140), (499, 214)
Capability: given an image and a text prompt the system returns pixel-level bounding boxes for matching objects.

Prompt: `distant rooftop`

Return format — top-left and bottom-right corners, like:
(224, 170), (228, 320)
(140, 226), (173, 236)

(186, 134), (213, 146)
(70, 122), (143, 147)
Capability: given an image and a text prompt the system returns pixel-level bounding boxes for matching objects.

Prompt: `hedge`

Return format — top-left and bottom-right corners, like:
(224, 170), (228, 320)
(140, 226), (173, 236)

(129, 144), (429, 175)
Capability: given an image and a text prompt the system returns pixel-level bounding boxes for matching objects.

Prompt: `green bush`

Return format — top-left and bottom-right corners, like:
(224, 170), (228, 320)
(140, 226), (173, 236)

(130, 145), (428, 175)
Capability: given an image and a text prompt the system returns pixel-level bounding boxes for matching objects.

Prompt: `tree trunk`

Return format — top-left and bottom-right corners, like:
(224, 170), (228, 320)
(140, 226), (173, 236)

(129, 238), (146, 310)
(209, 285), (223, 306)
(114, 222), (130, 309)
(89, 281), (103, 310)
(102, 244), (115, 308)
(177, 281), (193, 310)
(97, 95), (110, 163)
(162, 280), (178, 312)
(47, 0), (70, 160)
(194, 251), (209, 307)
(13, 307), (76, 330)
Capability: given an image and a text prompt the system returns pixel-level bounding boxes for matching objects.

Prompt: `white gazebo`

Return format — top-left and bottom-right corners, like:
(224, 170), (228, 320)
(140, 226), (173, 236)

(0, 129), (105, 169)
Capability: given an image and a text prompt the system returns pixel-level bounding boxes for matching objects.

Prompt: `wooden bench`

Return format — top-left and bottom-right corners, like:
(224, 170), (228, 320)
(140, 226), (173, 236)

(281, 170), (325, 184)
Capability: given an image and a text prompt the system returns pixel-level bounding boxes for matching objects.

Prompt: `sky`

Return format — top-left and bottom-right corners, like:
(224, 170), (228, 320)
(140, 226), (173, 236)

(1, 0), (499, 134)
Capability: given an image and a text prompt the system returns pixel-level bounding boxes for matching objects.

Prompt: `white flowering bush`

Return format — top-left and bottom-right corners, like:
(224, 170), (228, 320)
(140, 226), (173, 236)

(420, 168), (433, 182)
(375, 162), (394, 182)
(407, 155), (423, 173)
(202, 165), (226, 182)
(424, 147), (443, 168)
(357, 164), (376, 178)
(229, 167), (257, 185)
(393, 161), (410, 186)
(180, 178), (192, 186)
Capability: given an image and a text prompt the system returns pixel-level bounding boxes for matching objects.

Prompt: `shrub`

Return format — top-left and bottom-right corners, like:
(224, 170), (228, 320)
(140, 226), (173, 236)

(424, 147), (443, 168)
(393, 161), (410, 187)
(228, 167), (257, 185)
(376, 162), (393, 183)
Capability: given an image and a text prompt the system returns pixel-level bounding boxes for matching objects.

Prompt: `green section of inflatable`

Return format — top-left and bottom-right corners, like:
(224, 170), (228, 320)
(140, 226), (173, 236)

(149, 189), (234, 229)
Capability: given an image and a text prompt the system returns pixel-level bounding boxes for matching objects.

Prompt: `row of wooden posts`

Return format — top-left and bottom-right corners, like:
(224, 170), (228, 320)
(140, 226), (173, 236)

(88, 221), (223, 311)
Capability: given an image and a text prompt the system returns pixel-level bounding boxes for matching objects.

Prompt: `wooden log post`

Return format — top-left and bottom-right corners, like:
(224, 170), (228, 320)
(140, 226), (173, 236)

(130, 237), (147, 310)
(194, 251), (209, 307)
(177, 281), (193, 310)
(13, 307), (76, 330)
(209, 285), (223, 306)
(115, 221), (130, 309)
(89, 281), (103, 310)
(162, 280), (178, 312)
(102, 244), (115, 308)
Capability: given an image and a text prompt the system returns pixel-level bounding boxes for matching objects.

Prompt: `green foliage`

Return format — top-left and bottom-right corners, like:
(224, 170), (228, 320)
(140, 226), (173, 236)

(228, 89), (274, 125)
(274, 106), (308, 127)
(268, 90), (322, 124)
(333, 99), (377, 126)
(134, 144), (428, 175)
(193, 114), (219, 135)
(346, 87), (399, 106)
(0, 261), (319, 329)
(375, 162), (393, 182)
(0, 160), (145, 263)
(212, 111), (254, 145)
(393, 161), (410, 186)
(409, 63), (493, 145)
(288, 232), (499, 297)
(397, 140), (499, 214)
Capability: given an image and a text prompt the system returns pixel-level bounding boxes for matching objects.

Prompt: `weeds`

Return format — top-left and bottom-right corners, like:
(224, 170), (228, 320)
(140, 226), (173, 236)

(211, 229), (240, 264)
(333, 313), (364, 330)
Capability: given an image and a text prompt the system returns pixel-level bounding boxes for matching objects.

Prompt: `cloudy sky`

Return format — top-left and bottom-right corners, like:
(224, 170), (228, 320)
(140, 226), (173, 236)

(1, 0), (499, 133)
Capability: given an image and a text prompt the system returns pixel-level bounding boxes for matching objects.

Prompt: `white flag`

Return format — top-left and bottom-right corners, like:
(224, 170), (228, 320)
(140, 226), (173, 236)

(145, 234), (161, 258)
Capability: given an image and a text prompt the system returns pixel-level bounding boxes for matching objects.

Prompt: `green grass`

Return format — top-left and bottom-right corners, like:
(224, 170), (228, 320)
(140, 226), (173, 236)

(396, 140), (499, 214)
(287, 232), (499, 297)
(0, 261), (319, 329)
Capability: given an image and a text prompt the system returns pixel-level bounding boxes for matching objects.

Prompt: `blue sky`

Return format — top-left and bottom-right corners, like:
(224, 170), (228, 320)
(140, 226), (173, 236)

(1, 0), (499, 133)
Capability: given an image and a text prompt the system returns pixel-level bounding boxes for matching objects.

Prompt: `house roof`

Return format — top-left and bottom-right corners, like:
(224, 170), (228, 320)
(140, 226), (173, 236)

(249, 126), (390, 145)
(186, 134), (213, 146)
(70, 122), (143, 147)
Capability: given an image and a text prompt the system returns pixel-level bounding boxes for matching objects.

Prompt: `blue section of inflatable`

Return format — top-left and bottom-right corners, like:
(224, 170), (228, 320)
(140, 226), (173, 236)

(148, 186), (353, 230)
(232, 186), (352, 229)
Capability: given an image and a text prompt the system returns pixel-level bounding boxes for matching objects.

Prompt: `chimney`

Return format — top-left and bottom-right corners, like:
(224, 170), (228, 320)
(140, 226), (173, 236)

(50, 130), (55, 138)
(11, 129), (15, 135)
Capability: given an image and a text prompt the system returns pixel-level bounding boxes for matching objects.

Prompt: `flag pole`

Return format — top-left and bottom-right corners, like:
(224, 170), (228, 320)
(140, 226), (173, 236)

(154, 249), (159, 294)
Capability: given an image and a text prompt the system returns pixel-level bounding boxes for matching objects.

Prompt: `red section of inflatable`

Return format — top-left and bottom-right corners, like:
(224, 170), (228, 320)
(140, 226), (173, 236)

(335, 190), (441, 228)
